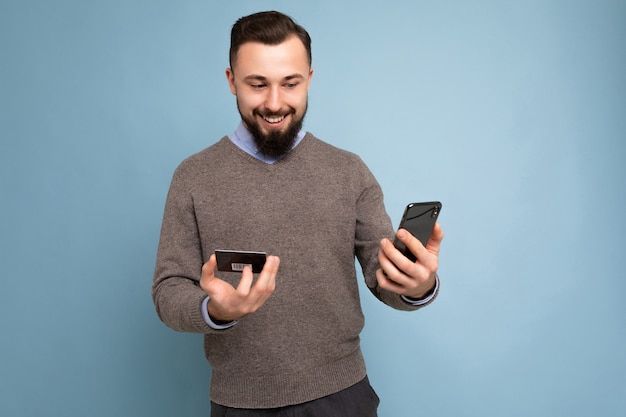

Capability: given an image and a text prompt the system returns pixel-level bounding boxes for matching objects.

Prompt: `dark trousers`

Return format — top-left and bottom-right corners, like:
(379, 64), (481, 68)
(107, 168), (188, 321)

(210, 376), (379, 417)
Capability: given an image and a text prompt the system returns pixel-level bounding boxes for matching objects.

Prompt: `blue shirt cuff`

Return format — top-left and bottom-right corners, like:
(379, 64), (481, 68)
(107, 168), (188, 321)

(401, 274), (439, 306)
(201, 296), (237, 330)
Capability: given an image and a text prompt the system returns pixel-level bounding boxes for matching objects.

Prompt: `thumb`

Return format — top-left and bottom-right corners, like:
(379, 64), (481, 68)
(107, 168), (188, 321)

(200, 254), (218, 288)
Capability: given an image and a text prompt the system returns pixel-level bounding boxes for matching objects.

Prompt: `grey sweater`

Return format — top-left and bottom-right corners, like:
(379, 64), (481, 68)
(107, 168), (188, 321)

(152, 133), (433, 408)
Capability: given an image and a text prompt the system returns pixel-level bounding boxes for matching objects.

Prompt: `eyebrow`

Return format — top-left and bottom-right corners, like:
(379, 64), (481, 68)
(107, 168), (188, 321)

(243, 74), (306, 82)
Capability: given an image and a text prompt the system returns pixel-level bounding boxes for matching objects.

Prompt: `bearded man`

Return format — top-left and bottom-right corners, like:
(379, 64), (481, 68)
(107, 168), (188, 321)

(152, 10), (443, 417)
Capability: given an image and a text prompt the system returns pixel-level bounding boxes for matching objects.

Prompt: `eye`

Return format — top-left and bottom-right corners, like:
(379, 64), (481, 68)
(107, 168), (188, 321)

(250, 84), (266, 90)
(284, 82), (299, 89)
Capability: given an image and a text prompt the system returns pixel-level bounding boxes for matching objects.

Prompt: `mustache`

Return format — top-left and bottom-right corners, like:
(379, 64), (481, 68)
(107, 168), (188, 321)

(254, 108), (296, 118)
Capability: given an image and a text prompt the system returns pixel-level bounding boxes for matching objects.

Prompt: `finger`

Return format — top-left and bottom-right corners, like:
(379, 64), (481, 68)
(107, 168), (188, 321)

(237, 256), (279, 313)
(418, 223), (443, 271)
(376, 267), (407, 293)
(263, 255), (280, 274)
(200, 254), (218, 286)
(377, 242), (401, 278)
(201, 254), (217, 274)
(396, 228), (428, 260)
(254, 256), (279, 292)
(236, 265), (254, 296)
(381, 233), (423, 276)
(378, 240), (414, 287)
(426, 222), (444, 253)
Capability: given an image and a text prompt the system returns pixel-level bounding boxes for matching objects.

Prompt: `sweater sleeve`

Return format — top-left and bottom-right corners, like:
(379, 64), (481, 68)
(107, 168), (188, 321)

(151, 164), (217, 334)
(353, 161), (438, 311)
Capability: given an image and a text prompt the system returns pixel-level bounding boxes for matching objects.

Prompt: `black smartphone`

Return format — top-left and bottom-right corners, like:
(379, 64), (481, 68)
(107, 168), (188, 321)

(215, 250), (267, 273)
(393, 202), (442, 262)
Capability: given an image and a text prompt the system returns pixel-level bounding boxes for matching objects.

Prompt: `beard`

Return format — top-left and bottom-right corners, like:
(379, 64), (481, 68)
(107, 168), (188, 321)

(238, 100), (307, 158)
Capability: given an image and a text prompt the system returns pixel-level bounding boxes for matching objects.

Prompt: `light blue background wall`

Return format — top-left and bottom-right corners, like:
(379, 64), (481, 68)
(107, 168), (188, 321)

(1, 1), (624, 416)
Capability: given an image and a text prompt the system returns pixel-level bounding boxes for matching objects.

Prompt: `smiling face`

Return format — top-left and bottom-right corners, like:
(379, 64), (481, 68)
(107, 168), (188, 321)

(226, 35), (313, 157)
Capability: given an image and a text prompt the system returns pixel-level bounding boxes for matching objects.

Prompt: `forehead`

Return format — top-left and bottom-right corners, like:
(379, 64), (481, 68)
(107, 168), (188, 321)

(232, 36), (310, 78)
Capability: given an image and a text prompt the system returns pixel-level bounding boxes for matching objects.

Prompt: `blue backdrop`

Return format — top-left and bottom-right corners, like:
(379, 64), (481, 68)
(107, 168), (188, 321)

(1, 1), (624, 416)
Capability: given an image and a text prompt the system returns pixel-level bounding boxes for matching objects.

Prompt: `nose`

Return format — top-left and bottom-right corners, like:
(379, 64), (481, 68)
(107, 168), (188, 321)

(264, 86), (282, 112)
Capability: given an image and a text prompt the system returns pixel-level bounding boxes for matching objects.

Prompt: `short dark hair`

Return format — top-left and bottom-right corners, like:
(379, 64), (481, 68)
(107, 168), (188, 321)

(229, 11), (312, 69)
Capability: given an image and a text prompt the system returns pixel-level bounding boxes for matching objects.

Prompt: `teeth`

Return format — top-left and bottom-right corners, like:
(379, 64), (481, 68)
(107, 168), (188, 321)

(264, 115), (285, 123)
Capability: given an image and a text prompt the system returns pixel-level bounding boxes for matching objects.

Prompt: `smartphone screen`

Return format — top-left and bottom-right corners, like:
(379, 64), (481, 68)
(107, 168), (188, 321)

(393, 202), (442, 262)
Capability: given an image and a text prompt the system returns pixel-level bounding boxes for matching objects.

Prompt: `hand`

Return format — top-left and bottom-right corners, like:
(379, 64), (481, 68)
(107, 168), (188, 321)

(200, 254), (280, 322)
(376, 222), (444, 299)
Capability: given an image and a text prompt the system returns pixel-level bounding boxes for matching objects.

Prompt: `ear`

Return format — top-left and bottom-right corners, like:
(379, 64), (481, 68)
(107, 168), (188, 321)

(306, 68), (314, 92)
(225, 68), (237, 95)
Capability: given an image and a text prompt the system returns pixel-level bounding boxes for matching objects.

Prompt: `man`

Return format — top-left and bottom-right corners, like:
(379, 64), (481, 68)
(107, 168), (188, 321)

(152, 10), (443, 417)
